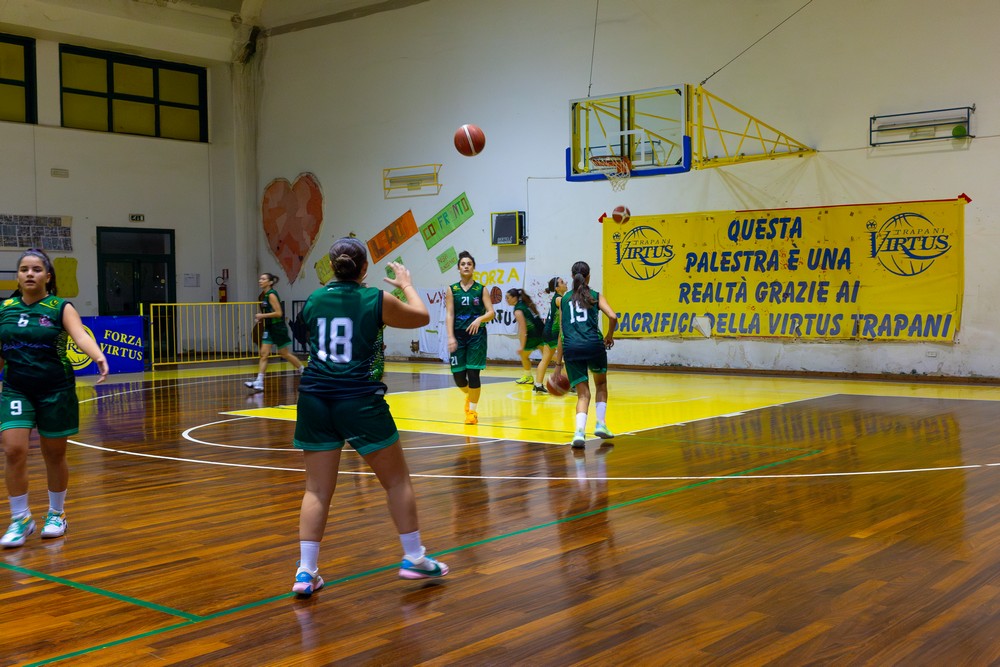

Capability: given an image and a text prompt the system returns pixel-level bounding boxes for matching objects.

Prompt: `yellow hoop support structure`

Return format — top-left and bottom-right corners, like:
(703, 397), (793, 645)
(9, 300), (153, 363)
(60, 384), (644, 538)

(688, 84), (815, 170)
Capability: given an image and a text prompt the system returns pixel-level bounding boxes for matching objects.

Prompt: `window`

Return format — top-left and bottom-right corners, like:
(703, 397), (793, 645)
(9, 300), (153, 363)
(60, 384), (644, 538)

(0, 33), (37, 124)
(60, 45), (207, 142)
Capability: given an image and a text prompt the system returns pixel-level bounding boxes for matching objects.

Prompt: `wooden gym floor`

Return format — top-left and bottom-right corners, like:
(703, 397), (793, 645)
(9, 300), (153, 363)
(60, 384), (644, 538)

(4, 361), (1000, 665)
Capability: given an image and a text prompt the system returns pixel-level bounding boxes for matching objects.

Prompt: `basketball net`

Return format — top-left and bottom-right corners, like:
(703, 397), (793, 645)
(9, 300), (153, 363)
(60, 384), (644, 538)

(590, 156), (632, 192)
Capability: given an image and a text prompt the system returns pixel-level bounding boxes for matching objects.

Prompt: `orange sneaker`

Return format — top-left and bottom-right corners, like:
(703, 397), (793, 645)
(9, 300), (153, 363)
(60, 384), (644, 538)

(465, 410), (478, 425)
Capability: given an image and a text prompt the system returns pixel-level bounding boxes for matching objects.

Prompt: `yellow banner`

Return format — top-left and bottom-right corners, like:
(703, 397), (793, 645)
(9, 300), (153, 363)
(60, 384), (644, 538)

(603, 198), (965, 341)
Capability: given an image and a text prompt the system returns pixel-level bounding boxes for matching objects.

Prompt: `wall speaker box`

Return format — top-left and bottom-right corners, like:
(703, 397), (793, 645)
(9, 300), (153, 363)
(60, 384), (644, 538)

(491, 211), (525, 246)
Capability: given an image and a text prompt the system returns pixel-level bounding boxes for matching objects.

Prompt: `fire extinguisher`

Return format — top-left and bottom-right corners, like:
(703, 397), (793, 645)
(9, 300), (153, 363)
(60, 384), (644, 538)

(215, 275), (228, 302)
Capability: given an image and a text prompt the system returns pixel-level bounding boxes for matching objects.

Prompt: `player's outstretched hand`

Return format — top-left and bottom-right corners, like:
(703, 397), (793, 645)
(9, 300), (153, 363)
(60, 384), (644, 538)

(384, 262), (413, 291)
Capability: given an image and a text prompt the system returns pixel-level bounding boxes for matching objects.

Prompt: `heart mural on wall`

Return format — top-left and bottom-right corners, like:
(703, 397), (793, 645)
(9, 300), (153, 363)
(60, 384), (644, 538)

(261, 172), (323, 283)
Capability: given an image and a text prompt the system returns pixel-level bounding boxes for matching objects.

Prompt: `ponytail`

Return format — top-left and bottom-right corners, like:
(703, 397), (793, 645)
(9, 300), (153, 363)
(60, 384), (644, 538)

(569, 261), (595, 308)
(506, 287), (540, 317)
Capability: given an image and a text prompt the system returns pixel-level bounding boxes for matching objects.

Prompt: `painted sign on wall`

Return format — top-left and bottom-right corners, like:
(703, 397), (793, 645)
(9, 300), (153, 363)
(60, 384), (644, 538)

(604, 198), (965, 341)
(368, 210), (417, 263)
(420, 192), (473, 250)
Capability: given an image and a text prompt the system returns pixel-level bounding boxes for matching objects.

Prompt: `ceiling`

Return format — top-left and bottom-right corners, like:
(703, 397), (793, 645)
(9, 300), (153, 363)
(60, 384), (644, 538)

(141, 0), (423, 32)
(0, 0), (427, 64)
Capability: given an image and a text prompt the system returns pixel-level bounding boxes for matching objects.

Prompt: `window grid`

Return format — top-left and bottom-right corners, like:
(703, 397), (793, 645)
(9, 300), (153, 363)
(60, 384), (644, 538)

(59, 44), (207, 142)
(0, 33), (37, 124)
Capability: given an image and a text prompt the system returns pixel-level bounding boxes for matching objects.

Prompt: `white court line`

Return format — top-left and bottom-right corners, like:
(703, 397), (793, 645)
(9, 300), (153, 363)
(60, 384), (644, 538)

(71, 440), (303, 472)
(181, 418), (506, 452)
(69, 438), (992, 482)
(78, 376), (228, 403)
(73, 378), (997, 481)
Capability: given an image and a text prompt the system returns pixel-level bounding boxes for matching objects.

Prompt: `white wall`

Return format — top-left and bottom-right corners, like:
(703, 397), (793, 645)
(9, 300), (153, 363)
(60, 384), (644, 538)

(0, 120), (217, 313)
(2, 0), (996, 377)
(257, 0), (1000, 378)
(0, 37), (237, 314)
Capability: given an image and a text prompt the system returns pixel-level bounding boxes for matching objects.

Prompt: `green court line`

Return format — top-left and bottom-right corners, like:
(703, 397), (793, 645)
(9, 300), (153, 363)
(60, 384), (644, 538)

(431, 448), (823, 556)
(23, 621), (196, 667)
(1, 563), (200, 621)
(19, 447), (821, 666)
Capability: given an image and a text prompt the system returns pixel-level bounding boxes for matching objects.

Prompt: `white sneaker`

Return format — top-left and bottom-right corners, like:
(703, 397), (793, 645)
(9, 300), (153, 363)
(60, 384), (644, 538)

(244, 380), (264, 392)
(41, 510), (67, 538)
(594, 422), (615, 440)
(399, 553), (449, 579)
(292, 564), (324, 597)
(1, 515), (35, 547)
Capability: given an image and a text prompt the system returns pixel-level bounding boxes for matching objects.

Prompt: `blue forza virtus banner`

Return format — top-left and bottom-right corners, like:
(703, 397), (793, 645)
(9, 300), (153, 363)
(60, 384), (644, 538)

(71, 316), (144, 375)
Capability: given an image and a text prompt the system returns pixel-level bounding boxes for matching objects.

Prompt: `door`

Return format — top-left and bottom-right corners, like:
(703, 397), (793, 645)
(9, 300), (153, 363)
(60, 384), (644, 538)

(97, 228), (176, 360)
(102, 258), (170, 316)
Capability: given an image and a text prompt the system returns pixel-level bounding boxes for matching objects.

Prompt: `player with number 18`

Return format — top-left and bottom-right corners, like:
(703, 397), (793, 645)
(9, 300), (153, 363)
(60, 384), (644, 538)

(289, 238), (449, 597)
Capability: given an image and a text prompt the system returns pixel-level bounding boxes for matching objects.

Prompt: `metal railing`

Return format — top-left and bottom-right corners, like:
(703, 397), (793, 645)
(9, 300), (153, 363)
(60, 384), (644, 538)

(141, 301), (264, 369)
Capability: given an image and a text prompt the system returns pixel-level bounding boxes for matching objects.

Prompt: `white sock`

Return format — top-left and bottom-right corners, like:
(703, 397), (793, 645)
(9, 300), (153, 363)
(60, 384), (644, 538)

(256, 373), (265, 383)
(400, 530), (423, 560)
(596, 402), (607, 423)
(469, 402), (477, 412)
(9, 494), (29, 519)
(48, 490), (66, 514)
(299, 540), (320, 573)
(575, 412), (587, 433)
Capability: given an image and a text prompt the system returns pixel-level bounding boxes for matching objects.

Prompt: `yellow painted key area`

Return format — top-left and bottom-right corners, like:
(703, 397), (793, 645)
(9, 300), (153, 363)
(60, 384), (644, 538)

(220, 361), (1000, 445)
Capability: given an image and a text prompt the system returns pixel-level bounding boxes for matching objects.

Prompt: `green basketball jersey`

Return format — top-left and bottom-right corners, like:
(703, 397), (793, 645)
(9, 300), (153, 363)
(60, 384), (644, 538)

(548, 294), (562, 332)
(560, 288), (604, 358)
(450, 281), (487, 337)
(514, 301), (542, 338)
(298, 281), (386, 399)
(260, 288), (281, 333)
(0, 294), (75, 392)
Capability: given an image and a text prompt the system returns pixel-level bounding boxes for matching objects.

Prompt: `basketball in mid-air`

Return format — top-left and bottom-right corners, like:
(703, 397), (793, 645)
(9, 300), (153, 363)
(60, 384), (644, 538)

(546, 372), (571, 396)
(612, 205), (631, 224)
(454, 124), (486, 156)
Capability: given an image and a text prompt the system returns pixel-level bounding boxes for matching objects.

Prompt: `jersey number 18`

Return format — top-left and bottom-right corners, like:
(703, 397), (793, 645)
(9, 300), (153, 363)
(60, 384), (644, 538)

(315, 317), (353, 362)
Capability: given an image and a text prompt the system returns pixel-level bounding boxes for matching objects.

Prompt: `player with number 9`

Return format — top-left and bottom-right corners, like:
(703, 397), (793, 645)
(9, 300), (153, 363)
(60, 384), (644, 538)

(0, 248), (109, 548)
(290, 238), (449, 597)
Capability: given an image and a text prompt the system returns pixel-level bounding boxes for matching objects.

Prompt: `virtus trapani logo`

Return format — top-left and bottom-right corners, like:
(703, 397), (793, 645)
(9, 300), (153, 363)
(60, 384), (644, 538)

(66, 324), (96, 371)
(613, 226), (674, 281)
(868, 213), (951, 277)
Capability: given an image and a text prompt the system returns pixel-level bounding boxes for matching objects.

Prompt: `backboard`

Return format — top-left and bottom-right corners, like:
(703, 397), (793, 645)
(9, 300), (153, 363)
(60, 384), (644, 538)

(566, 84), (691, 182)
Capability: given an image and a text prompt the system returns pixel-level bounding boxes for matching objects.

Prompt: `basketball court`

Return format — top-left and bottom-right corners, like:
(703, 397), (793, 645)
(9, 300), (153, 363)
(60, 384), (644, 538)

(4, 362), (1000, 664)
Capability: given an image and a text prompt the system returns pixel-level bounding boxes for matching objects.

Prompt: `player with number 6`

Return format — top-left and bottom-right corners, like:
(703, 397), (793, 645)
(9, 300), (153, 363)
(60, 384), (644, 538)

(0, 248), (109, 548)
(289, 238), (448, 597)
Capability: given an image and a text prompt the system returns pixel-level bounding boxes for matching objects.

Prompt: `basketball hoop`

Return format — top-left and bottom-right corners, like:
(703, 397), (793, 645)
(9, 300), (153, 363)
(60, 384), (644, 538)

(590, 156), (632, 191)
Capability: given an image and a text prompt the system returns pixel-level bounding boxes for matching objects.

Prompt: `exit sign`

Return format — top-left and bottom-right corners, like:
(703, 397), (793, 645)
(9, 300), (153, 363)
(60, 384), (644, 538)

(129, 214), (145, 222)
